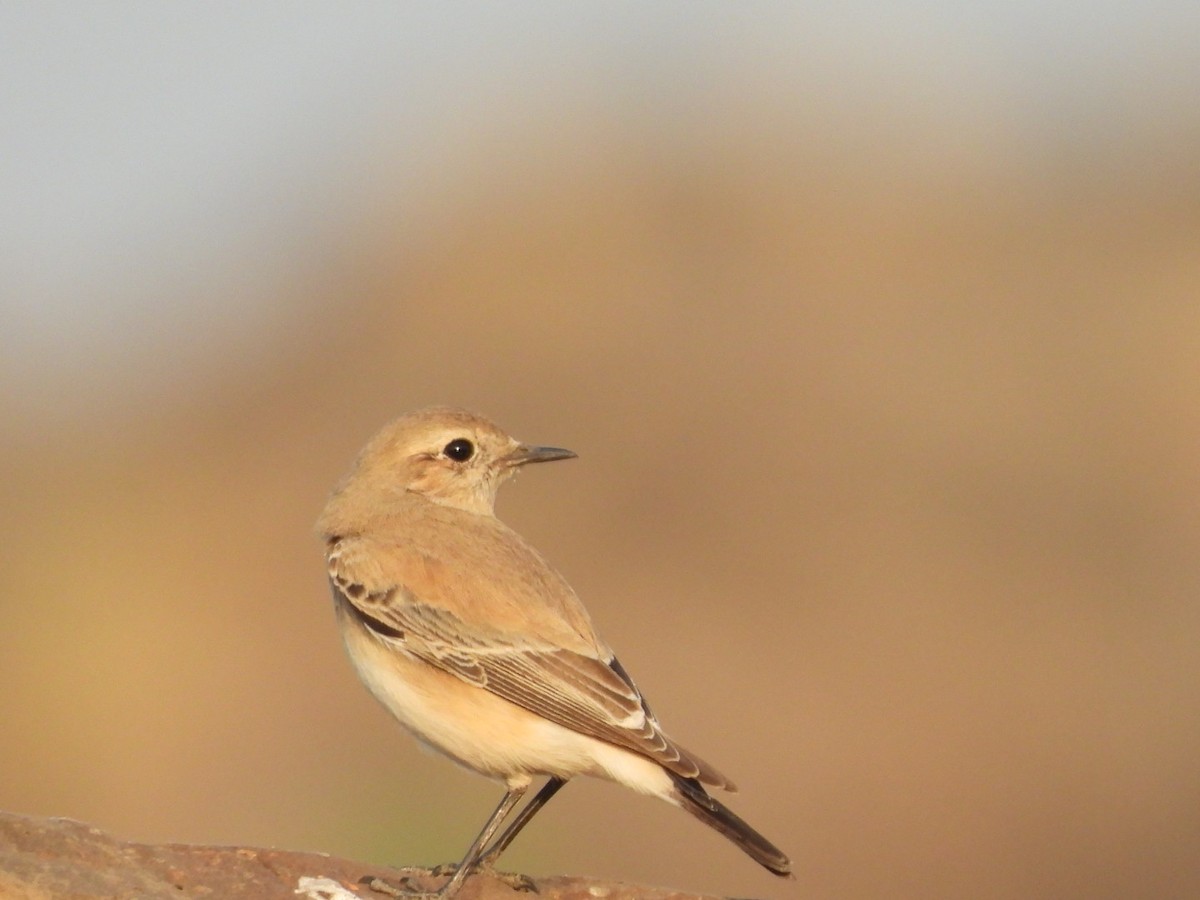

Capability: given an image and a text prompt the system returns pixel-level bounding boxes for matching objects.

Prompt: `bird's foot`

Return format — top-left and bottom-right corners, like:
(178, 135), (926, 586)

(362, 866), (537, 897)
(493, 871), (538, 893)
(361, 872), (441, 899)
(470, 863), (538, 893)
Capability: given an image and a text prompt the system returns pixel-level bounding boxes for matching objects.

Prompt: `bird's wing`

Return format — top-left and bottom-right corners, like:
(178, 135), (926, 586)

(327, 536), (731, 788)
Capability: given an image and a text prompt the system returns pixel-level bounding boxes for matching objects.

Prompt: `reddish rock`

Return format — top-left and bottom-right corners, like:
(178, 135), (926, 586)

(0, 811), (721, 900)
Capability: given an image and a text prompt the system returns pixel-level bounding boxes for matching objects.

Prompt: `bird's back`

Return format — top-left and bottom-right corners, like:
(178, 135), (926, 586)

(324, 491), (606, 659)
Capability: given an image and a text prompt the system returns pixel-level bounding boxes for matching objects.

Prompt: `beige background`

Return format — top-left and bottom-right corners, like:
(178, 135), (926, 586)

(2, 8), (1198, 899)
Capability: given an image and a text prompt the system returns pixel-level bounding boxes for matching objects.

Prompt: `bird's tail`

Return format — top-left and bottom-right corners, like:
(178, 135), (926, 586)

(669, 772), (792, 878)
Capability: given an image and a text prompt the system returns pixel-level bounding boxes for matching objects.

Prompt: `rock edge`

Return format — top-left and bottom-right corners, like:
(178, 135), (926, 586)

(0, 810), (727, 900)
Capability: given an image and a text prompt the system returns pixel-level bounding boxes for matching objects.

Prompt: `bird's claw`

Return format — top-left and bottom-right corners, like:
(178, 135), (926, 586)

(360, 867), (537, 897)
(361, 874), (435, 898)
(494, 871), (538, 893)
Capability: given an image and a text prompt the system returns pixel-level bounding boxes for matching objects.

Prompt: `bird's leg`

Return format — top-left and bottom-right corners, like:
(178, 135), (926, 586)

(477, 777), (566, 870)
(367, 785), (527, 900)
(435, 785), (529, 898)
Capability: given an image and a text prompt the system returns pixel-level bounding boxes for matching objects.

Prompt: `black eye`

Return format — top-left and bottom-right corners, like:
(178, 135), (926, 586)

(443, 438), (475, 462)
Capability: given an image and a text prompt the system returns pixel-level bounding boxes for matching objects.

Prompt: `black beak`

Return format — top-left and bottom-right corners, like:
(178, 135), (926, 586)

(504, 444), (577, 467)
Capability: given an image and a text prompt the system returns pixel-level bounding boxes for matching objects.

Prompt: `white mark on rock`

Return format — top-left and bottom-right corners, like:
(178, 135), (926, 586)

(295, 875), (364, 900)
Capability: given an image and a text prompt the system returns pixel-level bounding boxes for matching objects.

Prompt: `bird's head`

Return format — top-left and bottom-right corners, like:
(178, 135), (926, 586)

(332, 407), (575, 517)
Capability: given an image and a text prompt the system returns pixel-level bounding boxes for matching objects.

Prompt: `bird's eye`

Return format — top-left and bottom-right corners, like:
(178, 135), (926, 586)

(443, 438), (475, 462)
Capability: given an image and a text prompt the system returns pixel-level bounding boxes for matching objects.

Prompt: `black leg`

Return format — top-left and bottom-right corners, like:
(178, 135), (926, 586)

(433, 784), (528, 899)
(477, 777), (567, 868)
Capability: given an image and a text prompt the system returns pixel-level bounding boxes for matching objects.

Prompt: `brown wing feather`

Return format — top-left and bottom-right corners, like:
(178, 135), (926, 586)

(327, 537), (731, 788)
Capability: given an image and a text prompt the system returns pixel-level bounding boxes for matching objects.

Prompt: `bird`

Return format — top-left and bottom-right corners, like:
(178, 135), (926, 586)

(317, 406), (791, 897)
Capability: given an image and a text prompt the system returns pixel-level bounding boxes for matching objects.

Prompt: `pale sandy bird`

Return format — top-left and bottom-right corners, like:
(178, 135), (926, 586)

(318, 407), (791, 897)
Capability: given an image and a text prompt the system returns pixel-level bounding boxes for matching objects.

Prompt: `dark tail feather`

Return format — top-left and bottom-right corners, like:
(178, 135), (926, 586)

(669, 772), (793, 878)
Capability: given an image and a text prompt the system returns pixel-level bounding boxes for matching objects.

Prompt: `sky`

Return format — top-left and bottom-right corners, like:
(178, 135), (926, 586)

(2, 2), (1197, 416)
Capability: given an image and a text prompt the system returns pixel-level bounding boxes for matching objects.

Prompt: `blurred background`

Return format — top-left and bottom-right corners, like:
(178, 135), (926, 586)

(2, 4), (1198, 899)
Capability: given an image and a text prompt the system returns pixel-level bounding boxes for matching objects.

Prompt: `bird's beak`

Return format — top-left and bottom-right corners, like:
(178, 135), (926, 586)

(504, 444), (577, 468)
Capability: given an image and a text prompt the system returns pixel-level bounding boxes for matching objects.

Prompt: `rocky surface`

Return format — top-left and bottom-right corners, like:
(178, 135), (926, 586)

(0, 811), (722, 900)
